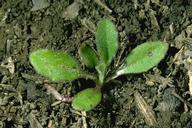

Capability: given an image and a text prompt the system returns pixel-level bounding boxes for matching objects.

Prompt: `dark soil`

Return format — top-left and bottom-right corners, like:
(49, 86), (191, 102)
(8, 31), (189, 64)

(1, 0), (192, 128)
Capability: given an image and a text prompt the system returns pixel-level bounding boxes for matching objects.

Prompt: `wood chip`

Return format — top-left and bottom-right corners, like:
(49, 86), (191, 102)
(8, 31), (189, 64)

(134, 91), (157, 126)
(188, 70), (192, 95)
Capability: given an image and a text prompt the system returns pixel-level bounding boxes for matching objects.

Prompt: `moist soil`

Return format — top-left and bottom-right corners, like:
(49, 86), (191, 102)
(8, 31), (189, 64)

(1, 0), (192, 128)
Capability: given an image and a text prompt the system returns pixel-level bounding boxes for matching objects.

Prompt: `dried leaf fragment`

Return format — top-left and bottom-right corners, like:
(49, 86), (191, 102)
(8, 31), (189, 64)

(134, 91), (157, 126)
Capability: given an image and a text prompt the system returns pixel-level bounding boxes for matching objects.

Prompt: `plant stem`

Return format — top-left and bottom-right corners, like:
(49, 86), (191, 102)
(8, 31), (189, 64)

(105, 73), (118, 84)
(105, 64), (126, 83)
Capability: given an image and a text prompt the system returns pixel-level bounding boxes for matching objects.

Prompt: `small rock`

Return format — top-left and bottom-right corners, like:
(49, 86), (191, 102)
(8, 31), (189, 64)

(31, 0), (50, 11)
(62, 0), (83, 20)
(157, 88), (181, 111)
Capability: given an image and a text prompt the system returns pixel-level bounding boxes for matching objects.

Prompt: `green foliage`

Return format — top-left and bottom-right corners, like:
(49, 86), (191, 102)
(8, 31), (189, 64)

(96, 19), (118, 65)
(72, 88), (102, 111)
(115, 41), (168, 78)
(29, 19), (168, 111)
(79, 44), (98, 68)
(95, 19), (118, 84)
(29, 49), (84, 81)
(96, 62), (107, 84)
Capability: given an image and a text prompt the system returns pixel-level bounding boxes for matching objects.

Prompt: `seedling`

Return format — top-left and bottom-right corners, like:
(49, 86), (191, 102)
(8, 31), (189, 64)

(29, 19), (168, 111)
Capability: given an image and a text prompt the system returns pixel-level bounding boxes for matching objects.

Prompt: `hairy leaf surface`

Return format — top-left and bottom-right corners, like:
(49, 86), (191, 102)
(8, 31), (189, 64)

(79, 44), (98, 68)
(30, 49), (83, 81)
(72, 88), (102, 111)
(96, 19), (118, 65)
(115, 41), (168, 77)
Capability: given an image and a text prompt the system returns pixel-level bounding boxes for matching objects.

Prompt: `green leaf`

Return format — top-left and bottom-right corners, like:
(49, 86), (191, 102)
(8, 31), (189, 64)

(96, 19), (118, 65)
(115, 41), (168, 77)
(79, 44), (98, 68)
(72, 88), (102, 111)
(29, 49), (84, 81)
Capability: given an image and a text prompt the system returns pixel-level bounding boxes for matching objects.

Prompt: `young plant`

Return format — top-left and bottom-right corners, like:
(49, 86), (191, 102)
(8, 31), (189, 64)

(29, 19), (168, 111)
